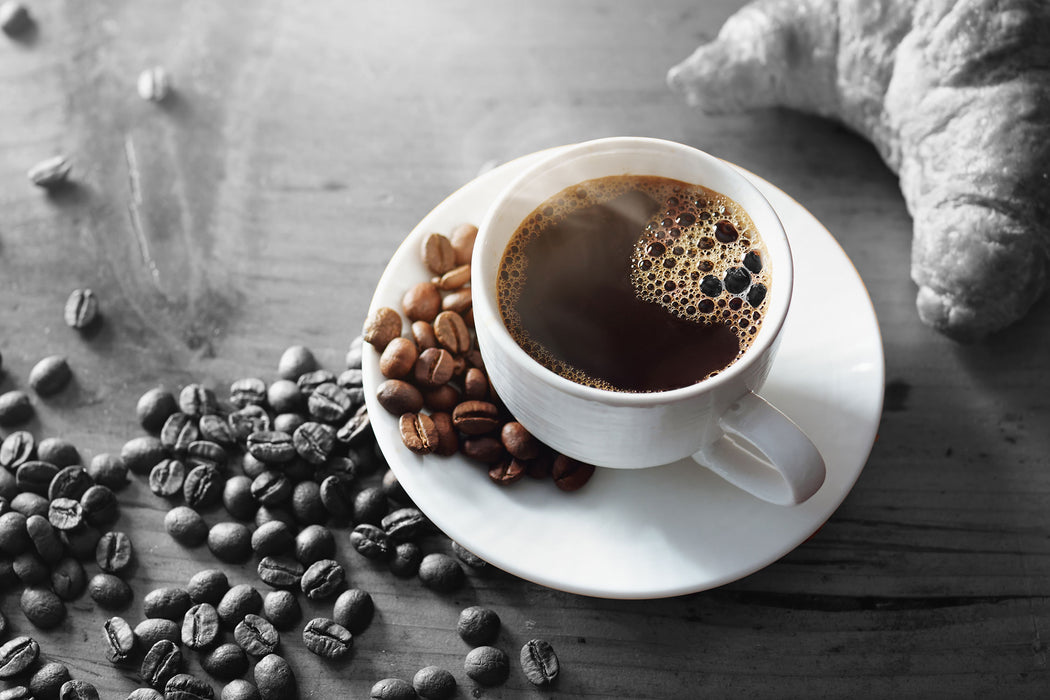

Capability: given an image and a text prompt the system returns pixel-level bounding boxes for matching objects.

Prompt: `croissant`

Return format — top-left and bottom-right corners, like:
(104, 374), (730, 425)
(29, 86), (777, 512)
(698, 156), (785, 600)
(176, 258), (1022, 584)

(667, 0), (1050, 341)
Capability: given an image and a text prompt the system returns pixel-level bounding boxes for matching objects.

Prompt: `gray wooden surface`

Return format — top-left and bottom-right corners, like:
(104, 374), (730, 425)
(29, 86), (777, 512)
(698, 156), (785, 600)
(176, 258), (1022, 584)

(1, 0), (1049, 697)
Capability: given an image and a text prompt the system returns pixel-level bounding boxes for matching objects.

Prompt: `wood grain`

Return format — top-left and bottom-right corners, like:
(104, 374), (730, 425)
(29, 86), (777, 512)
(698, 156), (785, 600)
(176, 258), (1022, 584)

(1, 0), (1049, 697)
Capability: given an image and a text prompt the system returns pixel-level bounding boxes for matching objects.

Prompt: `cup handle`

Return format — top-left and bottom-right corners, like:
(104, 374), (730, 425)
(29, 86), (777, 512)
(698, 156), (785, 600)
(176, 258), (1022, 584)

(692, 392), (825, 506)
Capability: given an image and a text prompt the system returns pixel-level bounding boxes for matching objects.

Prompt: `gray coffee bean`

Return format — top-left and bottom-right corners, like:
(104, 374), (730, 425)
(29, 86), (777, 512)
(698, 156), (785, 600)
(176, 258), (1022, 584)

(217, 584), (262, 627)
(250, 471), (291, 506)
(88, 572), (133, 610)
(332, 588), (374, 635)
(0, 391), (33, 426)
(48, 465), (93, 501)
(335, 404), (372, 447)
(233, 614), (279, 658)
(20, 587), (65, 629)
(187, 569), (229, 606)
(14, 551), (48, 586)
(47, 497), (83, 530)
(381, 507), (429, 542)
(307, 383), (352, 423)
(160, 413), (198, 455)
(137, 387), (178, 432)
(389, 542), (422, 578)
(2, 687), (33, 700)
(290, 481), (326, 525)
(134, 618), (180, 650)
(318, 475), (353, 520)
(28, 355), (72, 396)
(300, 558), (344, 600)
(95, 531), (133, 574)
(352, 487), (388, 526)
(64, 288), (98, 329)
(296, 369), (335, 396)
(201, 643), (247, 682)
(464, 646), (510, 686)
(245, 431), (295, 464)
(179, 384), (218, 417)
(253, 654), (296, 700)
(292, 421), (335, 465)
(104, 616), (136, 663)
(369, 678), (415, 700)
(185, 440), (227, 470)
(80, 484), (118, 527)
(272, 412), (304, 435)
(457, 606), (500, 646)
(520, 639), (560, 687)
(10, 492), (46, 518)
(184, 464), (223, 510)
(143, 586), (192, 620)
(250, 521), (293, 558)
(17, 461), (59, 496)
(165, 506), (208, 547)
(25, 514), (63, 564)
(293, 524), (334, 564)
(220, 679), (260, 700)
(50, 557), (86, 601)
(228, 406), (271, 442)
(140, 639), (182, 689)
(0, 636), (39, 678)
(412, 666), (456, 700)
(350, 524), (392, 560)
(127, 688), (164, 700)
(199, 414), (236, 448)
(149, 459), (186, 498)
(302, 617), (352, 659)
(58, 680), (99, 700)
(207, 522), (252, 563)
(35, 437), (78, 468)
(418, 553), (464, 593)
(164, 674), (213, 700)
(229, 378), (267, 409)
(182, 603), (220, 650)
(261, 590), (300, 632)
(0, 511), (30, 555)
(256, 556), (303, 589)
(29, 661), (72, 700)
(121, 436), (167, 474)
(222, 475), (256, 521)
(0, 431), (35, 470)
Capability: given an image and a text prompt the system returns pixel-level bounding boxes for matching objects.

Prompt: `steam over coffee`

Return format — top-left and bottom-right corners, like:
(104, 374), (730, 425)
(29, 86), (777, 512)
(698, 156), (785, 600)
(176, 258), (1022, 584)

(496, 175), (770, 393)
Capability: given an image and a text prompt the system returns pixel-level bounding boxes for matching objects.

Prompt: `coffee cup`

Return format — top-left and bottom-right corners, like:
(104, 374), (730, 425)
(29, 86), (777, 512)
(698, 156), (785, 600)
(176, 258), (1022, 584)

(471, 137), (825, 505)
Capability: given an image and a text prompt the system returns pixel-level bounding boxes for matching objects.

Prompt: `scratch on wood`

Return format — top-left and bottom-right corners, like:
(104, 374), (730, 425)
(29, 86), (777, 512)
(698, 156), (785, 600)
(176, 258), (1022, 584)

(124, 134), (161, 286)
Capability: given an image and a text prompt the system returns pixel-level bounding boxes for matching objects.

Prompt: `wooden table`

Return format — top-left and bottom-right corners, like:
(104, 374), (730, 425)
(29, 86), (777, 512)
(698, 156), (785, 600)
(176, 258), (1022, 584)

(2, 1), (1049, 697)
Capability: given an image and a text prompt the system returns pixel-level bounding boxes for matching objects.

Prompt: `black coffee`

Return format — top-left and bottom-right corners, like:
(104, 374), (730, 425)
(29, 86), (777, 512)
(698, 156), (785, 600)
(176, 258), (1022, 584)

(497, 175), (771, 392)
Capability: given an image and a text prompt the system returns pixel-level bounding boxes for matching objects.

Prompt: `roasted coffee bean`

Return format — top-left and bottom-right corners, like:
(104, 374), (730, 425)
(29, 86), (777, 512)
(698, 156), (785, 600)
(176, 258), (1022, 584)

(141, 639), (182, 689)
(255, 506), (295, 530)
(0, 636), (38, 678)
(104, 616), (137, 663)
(302, 618), (352, 659)
(441, 288), (472, 315)
(165, 506), (207, 547)
(253, 654), (296, 700)
(272, 413), (304, 435)
(219, 680), (259, 700)
(129, 688), (164, 700)
(500, 422), (539, 460)
(457, 606), (500, 646)
(199, 414), (236, 448)
(134, 618), (180, 650)
(10, 491), (45, 518)
(16, 461), (58, 496)
(164, 674), (214, 700)
(230, 378), (267, 409)
(332, 588), (373, 635)
(217, 584), (262, 627)
(291, 421), (335, 465)
(418, 553), (464, 593)
(318, 475), (353, 520)
(35, 438), (77, 468)
(413, 348), (454, 389)
(248, 521), (290, 558)
(179, 384), (218, 417)
(352, 487), (388, 526)
(161, 413), (198, 456)
(58, 680), (99, 700)
(376, 379), (423, 416)
(63, 288), (97, 328)
(14, 551), (48, 585)
(294, 524), (335, 564)
(520, 639), (559, 686)
(433, 310), (470, 355)
(89, 572), (133, 609)
(186, 440), (227, 470)
(379, 337), (418, 380)
(0, 511), (29, 555)
(137, 388), (178, 432)
(266, 379), (303, 414)
(29, 661), (72, 700)
(551, 455), (596, 491)
(426, 412), (457, 457)
(221, 475), (255, 521)
(228, 406), (271, 442)
(249, 468), (291, 506)
(96, 531), (133, 574)
(335, 404), (372, 446)
(256, 556), (303, 589)
(20, 586), (65, 629)
(460, 436), (505, 464)
(28, 355), (72, 396)
(411, 321), (438, 352)
(208, 522), (251, 563)
(461, 368), (488, 401)
(307, 383), (352, 423)
(350, 524), (392, 560)
(0, 391), (33, 426)
(448, 222), (477, 265)
(81, 484), (118, 527)
(184, 465), (223, 510)
(381, 507), (429, 542)
(277, 345), (318, 381)
(245, 431), (295, 464)
(422, 384), (459, 413)
(451, 541), (486, 569)
(436, 263), (471, 291)
(412, 666), (456, 700)
(25, 514), (62, 564)
(363, 307), (403, 351)
(145, 459), (185, 498)
(201, 644), (247, 682)
(402, 281), (442, 323)
(464, 646), (510, 686)
(187, 569), (229, 606)
(48, 497), (83, 530)
(0, 431), (35, 470)
(121, 436), (166, 474)
(297, 370), (336, 397)
(46, 465), (91, 502)
(50, 557), (86, 600)
(290, 481), (326, 525)
(300, 558), (344, 600)
(370, 678), (415, 700)
(452, 401), (500, 435)
(389, 542), (422, 578)
(398, 413), (437, 456)
(143, 586), (192, 621)
(261, 590), (300, 632)
(488, 456), (525, 485)
(421, 231), (456, 275)
(234, 614), (279, 658)
(58, 524), (101, 560)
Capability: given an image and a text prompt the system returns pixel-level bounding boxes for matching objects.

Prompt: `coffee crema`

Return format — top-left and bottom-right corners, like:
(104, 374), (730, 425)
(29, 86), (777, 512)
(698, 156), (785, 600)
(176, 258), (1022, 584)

(496, 174), (770, 393)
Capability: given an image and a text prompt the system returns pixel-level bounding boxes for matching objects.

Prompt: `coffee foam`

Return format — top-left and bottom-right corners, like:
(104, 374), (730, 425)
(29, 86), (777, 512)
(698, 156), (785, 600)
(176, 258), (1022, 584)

(498, 175), (771, 390)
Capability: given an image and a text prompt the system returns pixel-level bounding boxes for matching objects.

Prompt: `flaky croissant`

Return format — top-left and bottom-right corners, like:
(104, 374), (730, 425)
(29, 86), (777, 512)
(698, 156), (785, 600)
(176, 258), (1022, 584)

(668, 0), (1050, 340)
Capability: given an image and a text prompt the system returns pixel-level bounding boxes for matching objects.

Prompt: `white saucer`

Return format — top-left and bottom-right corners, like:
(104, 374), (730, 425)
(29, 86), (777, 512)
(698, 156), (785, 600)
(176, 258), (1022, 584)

(363, 149), (884, 599)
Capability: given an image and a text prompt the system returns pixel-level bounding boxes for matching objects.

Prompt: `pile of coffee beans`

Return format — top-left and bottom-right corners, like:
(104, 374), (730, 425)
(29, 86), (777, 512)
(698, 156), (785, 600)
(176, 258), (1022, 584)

(364, 222), (595, 492)
(0, 632), (101, 699)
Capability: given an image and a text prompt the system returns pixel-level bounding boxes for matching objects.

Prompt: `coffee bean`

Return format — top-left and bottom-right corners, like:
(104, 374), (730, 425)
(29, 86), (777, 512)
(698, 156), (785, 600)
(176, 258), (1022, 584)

(46, 465), (91, 502)
(330, 588), (373, 635)
(14, 551), (48, 585)
(369, 678), (415, 700)
(262, 381), (300, 417)
(28, 355), (72, 396)
(261, 590), (300, 632)
(177, 603), (220, 652)
(29, 661), (71, 700)
(58, 680), (99, 700)
(398, 413), (438, 456)
(350, 524), (392, 560)
(499, 421), (539, 460)
(80, 484), (119, 527)
(255, 505), (295, 530)
(0, 431), (35, 470)
(48, 497), (83, 530)
(0, 511), (29, 555)
(58, 524), (101, 560)
(457, 606), (500, 646)
(228, 406), (271, 443)
(488, 456), (525, 485)
(420, 412), (455, 457)
(363, 307), (403, 351)
(199, 414), (236, 448)
(233, 614), (279, 658)
(460, 436), (505, 464)
(164, 674), (214, 700)
(520, 639), (560, 686)
(464, 646), (509, 686)
(300, 558), (344, 600)
(184, 464), (223, 510)
(89, 572), (133, 610)
(302, 617), (352, 659)
(161, 413), (198, 456)
(379, 337), (418, 380)
(103, 616), (137, 663)
(389, 542), (422, 578)
(413, 348), (454, 389)
(121, 436), (166, 475)
(0, 637), (38, 679)
(0, 686), (31, 700)
(381, 507), (429, 542)
(411, 320), (438, 352)
(307, 383), (352, 423)
(165, 506), (207, 547)
(35, 438), (76, 469)
(403, 281), (442, 322)
(295, 370), (335, 398)
(376, 380), (423, 416)
(95, 531), (134, 574)
(551, 455), (596, 491)
(441, 288), (472, 316)
(229, 377), (267, 409)
(140, 639), (182, 689)
(0, 391), (32, 426)
(219, 475), (253, 521)
(20, 586), (65, 629)
(50, 557), (85, 600)
(290, 481), (326, 525)
(25, 514), (62, 564)
(452, 401), (500, 435)
(217, 584), (262, 628)
(451, 541), (486, 569)
(447, 222), (477, 265)
(256, 555), (304, 590)
(294, 524), (335, 564)
(422, 384), (459, 413)
(187, 569), (228, 606)
(10, 491), (45, 518)
(134, 618), (180, 650)
(186, 440), (228, 470)
(291, 421), (335, 465)
(352, 487), (388, 526)
(137, 388), (178, 432)
(421, 231), (456, 275)
(207, 522), (251, 563)
(418, 553), (464, 593)
(245, 431), (295, 464)
(127, 688), (164, 700)
(179, 384), (218, 417)
(412, 666), (456, 700)
(436, 263), (471, 291)
(143, 586), (192, 621)
(16, 461), (58, 496)
(335, 404), (372, 447)
(277, 345), (317, 381)
(201, 644), (247, 682)
(63, 288), (98, 329)
(318, 475), (353, 520)
(246, 522), (288, 558)
(219, 680), (259, 700)
(432, 310), (470, 355)
(145, 459), (185, 499)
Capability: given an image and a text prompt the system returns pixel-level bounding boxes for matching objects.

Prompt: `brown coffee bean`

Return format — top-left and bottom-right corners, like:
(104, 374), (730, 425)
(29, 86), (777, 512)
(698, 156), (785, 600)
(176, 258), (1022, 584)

(413, 348), (454, 388)
(398, 414), (437, 456)
(362, 307), (403, 351)
(488, 457), (525, 485)
(422, 385), (459, 413)
(379, 338), (418, 379)
(449, 222), (477, 266)
(500, 422), (539, 460)
(552, 455), (596, 491)
(525, 449), (555, 479)
(452, 401), (500, 435)
(433, 311), (471, 355)
(460, 436), (505, 464)
(436, 264), (471, 291)
(442, 288), (472, 315)
(421, 232), (457, 275)
(463, 368), (489, 400)
(376, 380), (423, 416)
(430, 412), (458, 457)
(402, 281), (442, 323)
(411, 321), (438, 351)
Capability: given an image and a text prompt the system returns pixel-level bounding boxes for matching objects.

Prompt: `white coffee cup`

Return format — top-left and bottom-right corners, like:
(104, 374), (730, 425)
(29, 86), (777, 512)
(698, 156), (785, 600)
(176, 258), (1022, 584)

(471, 137), (825, 505)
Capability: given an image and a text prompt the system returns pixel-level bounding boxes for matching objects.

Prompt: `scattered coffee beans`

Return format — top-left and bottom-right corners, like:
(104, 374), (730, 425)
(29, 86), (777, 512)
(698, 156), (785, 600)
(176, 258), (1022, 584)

(103, 616), (136, 663)
(418, 553), (464, 593)
(134, 618), (180, 650)
(463, 645), (510, 686)
(520, 638), (560, 687)
(369, 678), (415, 700)
(28, 355), (72, 396)
(140, 639), (182, 689)
(219, 680), (259, 700)
(0, 636), (39, 678)
(252, 654), (296, 700)
(29, 661), (71, 699)
(302, 617), (352, 659)
(261, 590), (300, 631)
(412, 666), (456, 700)
(457, 606), (500, 646)
(0, 390), (33, 426)
(201, 643), (248, 682)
